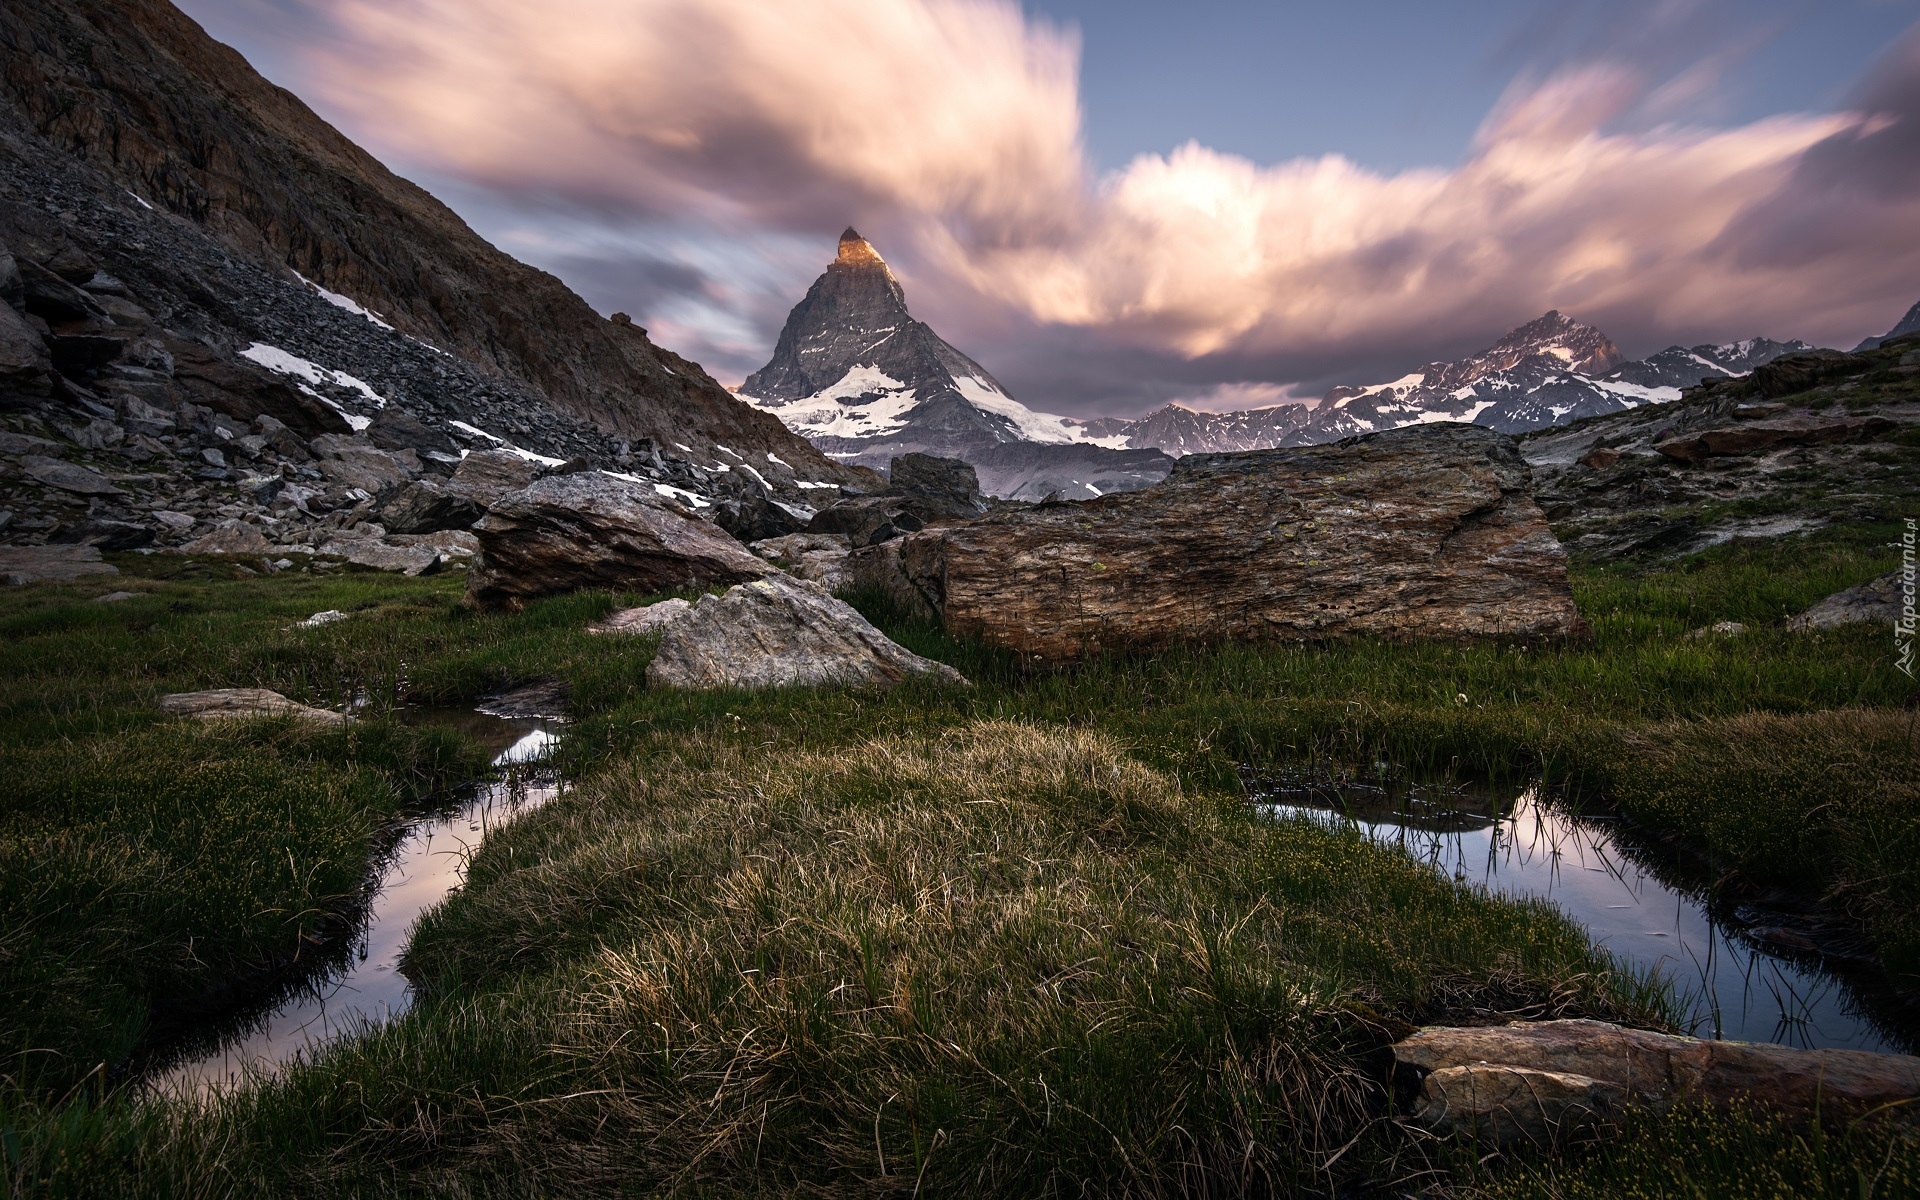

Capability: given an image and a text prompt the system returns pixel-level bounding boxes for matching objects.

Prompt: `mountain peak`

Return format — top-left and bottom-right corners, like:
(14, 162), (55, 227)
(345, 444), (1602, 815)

(1483, 311), (1622, 376)
(836, 227), (886, 268)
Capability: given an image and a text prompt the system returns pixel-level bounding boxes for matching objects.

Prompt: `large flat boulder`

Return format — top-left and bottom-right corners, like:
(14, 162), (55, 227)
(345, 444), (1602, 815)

(646, 575), (967, 690)
(897, 423), (1582, 660)
(160, 688), (344, 726)
(0, 543), (120, 584)
(1396, 1019), (1920, 1147)
(465, 472), (771, 610)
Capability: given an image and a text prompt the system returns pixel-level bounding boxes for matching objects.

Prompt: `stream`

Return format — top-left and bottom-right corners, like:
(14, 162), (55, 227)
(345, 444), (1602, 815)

(1253, 772), (1917, 1055)
(155, 709), (561, 1093)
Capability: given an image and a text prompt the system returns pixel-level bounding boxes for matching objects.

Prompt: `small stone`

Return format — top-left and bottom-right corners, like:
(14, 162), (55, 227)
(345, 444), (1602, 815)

(159, 688), (345, 726)
(1685, 620), (1746, 639)
(1788, 572), (1901, 630)
(151, 510), (196, 531)
(297, 610), (350, 627)
(93, 591), (143, 602)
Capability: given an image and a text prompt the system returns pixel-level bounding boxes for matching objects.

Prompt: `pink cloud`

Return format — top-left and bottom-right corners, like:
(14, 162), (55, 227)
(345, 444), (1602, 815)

(301, 0), (1920, 385)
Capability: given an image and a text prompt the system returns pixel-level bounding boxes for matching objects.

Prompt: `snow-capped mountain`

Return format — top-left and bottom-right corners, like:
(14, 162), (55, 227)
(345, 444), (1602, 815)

(1854, 300), (1920, 351)
(741, 231), (1171, 498)
(1093, 316), (1816, 457)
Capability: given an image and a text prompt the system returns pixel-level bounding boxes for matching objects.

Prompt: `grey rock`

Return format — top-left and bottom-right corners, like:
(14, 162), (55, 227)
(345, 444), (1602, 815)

(0, 543), (120, 584)
(151, 510), (196, 531)
(901, 423), (1583, 661)
(646, 574), (968, 690)
(0, 431), (65, 456)
(1396, 1019), (1920, 1147)
(118, 396), (176, 438)
(310, 436), (409, 496)
(19, 455), (125, 496)
(888, 452), (987, 516)
(159, 688), (344, 726)
(380, 478), (484, 534)
(0, 289), (51, 391)
(465, 472), (772, 610)
(1789, 572), (1904, 630)
(58, 418), (125, 450)
(366, 406), (456, 456)
(93, 590), (144, 602)
(750, 532), (852, 563)
(589, 597), (693, 636)
(449, 449), (540, 506)
(184, 520), (274, 555)
(712, 491), (806, 544)
(199, 447), (227, 468)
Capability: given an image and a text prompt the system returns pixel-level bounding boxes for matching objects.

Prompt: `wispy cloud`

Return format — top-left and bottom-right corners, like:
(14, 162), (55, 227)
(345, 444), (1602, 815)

(283, 0), (1920, 410)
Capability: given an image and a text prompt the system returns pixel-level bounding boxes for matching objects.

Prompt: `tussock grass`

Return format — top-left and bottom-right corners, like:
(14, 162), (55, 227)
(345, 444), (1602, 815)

(1464, 1102), (1920, 1200)
(44, 722), (1657, 1196)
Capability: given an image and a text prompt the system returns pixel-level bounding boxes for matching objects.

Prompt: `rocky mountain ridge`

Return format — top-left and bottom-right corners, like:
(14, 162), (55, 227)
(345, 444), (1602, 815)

(0, 0), (867, 563)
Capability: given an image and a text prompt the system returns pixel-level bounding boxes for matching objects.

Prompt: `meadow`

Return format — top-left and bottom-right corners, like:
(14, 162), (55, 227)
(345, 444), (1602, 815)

(0, 522), (1911, 1196)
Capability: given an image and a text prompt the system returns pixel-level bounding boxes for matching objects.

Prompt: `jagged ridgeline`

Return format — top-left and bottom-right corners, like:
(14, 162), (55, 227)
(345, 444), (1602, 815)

(0, 0), (865, 558)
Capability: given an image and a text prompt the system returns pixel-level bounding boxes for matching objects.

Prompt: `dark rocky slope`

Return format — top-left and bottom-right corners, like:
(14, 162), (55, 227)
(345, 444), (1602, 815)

(0, 0), (858, 479)
(1519, 337), (1920, 560)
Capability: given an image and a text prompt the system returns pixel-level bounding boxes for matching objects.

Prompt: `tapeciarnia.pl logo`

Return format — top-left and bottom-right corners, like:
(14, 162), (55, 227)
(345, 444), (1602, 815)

(1899, 517), (1916, 679)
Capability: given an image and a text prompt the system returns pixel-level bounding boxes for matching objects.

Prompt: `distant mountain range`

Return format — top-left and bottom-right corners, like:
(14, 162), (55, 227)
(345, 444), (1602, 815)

(744, 232), (1895, 498)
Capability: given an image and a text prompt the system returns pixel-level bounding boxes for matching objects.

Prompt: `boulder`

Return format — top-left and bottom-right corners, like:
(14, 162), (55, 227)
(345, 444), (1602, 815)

(712, 492), (807, 544)
(1788, 571), (1903, 630)
(465, 472), (771, 610)
(184, 520), (274, 556)
(448, 449), (539, 506)
(380, 478), (485, 534)
(315, 538), (442, 575)
(0, 543), (120, 584)
(589, 597), (693, 636)
(159, 688), (344, 726)
(807, 494), (925, 547)
(751, 531), (854, 592)
(309, 435), (411, 495)
(365, 406), (457, 457)
(804, 453), (987, 548)
(888, 452), (988, 518)
(646, 574), (968, 691)
(898, 423), (1583, 661)
(19, 455), (124, 496)
(1395, 1020), (1920, 1147)
(848, 539), (937, 620)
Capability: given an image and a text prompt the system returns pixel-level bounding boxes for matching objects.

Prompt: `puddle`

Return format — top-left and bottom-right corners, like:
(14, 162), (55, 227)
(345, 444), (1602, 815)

(153, 710), (561, 1093)
(1252, 773), (1916, 1055)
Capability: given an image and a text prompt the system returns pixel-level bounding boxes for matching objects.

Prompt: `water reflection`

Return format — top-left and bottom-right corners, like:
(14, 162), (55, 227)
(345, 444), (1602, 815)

(1253, 774), (1915, 1055)
(155, 713), (559, 1093)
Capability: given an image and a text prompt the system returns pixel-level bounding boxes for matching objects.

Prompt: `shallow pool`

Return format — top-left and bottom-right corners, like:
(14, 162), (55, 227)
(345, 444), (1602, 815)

(1255, 774), (1915, 1055)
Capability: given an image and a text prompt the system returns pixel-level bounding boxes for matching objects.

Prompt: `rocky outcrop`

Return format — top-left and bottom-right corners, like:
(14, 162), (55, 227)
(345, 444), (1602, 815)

(897, 423), (1582, 661)
(1519, 334), (1920, 560)
(1654, 415), (1895, 462)
(1395, 1019), (1920, 1147)
(1788, 571), (1904, 630)
(644, 575), (967, 690)
(464, 473), (771, 610)
(159, 688), (343, 725)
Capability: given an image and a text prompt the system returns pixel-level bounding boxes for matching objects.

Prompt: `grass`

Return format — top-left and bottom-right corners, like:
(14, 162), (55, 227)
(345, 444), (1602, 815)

(0, 523), (1912, 1195)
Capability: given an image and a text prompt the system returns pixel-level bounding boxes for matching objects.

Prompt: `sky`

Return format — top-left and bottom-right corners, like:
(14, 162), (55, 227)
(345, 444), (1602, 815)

(177, 0), (1920, 417)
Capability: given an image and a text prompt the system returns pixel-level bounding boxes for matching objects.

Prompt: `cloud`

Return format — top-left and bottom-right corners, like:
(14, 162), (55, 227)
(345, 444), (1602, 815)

(290, 0), (1920, 407)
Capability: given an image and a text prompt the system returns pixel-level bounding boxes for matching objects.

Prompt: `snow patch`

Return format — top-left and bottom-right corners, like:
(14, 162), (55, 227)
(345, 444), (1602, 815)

(292, 272), (395, 330)
(447, 419), (566, 466)
(241, 342), (388, 410)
